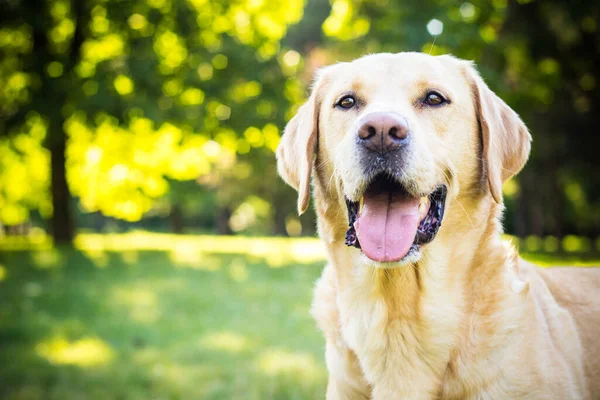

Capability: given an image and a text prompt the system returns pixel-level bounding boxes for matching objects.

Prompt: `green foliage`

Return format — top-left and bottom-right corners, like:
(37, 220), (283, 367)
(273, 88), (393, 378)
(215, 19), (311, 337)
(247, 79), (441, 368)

(0, 0), (307, 229)
(0, 0), (598, 237)
(0, 114), (51, 224)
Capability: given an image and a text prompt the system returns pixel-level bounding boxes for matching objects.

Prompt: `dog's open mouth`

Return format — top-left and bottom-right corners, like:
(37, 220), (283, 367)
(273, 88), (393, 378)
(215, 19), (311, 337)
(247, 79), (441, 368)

(345, 175), (447, 263)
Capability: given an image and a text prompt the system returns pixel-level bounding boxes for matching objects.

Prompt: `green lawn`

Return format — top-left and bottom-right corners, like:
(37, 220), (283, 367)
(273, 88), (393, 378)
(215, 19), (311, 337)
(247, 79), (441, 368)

(0, 233), (598, 400)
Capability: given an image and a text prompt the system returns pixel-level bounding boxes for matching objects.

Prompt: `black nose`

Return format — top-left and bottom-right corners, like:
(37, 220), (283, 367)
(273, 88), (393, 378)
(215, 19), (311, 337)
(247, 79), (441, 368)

(357, 112), (409, 153)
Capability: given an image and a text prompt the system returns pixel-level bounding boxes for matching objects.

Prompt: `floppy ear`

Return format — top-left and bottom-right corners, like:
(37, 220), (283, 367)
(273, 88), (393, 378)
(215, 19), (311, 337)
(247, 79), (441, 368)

(466, 64), (532, 204)
(276, 75), (325, 215)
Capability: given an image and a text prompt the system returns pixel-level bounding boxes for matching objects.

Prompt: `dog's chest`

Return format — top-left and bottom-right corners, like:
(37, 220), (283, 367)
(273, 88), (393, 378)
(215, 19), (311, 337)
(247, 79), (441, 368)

(337, 289), (390, 355)
(337, 288), (452, 395)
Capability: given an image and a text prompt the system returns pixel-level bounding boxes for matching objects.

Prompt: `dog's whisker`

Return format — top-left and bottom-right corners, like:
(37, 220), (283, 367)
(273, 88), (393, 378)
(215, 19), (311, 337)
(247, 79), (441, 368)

(327, 163), (342, 193)
(326, 166), (338, 191)
(471, 155), (519, 176)
(315, 153), (334, 171)
(454, 198), (474, 229)
(434, 162), (474, 229)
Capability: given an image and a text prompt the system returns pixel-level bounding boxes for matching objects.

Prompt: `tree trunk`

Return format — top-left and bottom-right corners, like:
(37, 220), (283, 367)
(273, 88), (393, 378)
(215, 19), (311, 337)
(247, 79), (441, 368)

(215, 207), (232, 235)
(514, 188), (527, 238)
(170, 203), (184, 234)
(271, 190), (289, 236)
(50, 130), (74, 244)
(550, 162), (563, 238)
(49, 0), (86, 245)
(22, 0), (83, 245)
(273, 205), (288, 236)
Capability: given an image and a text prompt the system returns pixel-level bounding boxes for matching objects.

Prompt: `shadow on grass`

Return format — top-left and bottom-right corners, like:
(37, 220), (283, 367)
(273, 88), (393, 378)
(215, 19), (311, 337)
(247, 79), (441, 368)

(0, 248), (327, 400)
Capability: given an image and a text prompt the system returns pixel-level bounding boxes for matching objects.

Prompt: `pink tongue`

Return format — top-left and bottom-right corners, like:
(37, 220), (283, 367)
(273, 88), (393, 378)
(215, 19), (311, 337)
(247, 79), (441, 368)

(354, 191), (420, 262)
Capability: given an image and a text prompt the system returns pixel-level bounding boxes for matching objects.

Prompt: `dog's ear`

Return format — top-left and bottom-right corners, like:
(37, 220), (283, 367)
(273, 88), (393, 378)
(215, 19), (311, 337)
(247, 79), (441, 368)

(466, 64), (532, 204)
(276, 72), (327, 215)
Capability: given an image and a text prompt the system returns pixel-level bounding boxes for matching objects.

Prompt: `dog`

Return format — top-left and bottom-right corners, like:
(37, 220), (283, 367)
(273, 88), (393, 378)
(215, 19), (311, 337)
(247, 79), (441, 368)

(276, 52), (600, 399)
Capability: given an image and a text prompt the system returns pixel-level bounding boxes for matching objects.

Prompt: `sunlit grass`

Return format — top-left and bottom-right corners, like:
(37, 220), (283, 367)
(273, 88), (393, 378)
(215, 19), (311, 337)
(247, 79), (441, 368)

(256, 348), (323, 382)
(199, 331), (254, 353)
(0, 235), (327, 399)
(36, 336), (114, 367)
(1, 231), (598, 266)
(0, 231), (327, 266)
(0, 233), (597, 399)
(74, 232), (326, 264)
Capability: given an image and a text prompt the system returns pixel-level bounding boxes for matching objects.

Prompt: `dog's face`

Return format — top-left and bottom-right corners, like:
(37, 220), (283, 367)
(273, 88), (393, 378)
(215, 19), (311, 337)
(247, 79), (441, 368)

(278, 53), (531, 266)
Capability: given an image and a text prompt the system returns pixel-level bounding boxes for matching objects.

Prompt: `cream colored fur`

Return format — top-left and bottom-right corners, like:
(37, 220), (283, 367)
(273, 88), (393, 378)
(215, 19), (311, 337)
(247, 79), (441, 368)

(276, 52), (600, 399)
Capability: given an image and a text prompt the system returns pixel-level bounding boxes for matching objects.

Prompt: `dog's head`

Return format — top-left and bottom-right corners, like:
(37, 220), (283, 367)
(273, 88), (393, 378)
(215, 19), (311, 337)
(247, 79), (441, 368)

(277, 52), (531, 266)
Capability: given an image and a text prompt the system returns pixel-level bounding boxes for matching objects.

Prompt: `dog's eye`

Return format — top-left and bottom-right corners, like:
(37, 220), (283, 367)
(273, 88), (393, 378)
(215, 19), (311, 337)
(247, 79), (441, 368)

(336, 96), (356, 109)
(424, 92), (447, 106)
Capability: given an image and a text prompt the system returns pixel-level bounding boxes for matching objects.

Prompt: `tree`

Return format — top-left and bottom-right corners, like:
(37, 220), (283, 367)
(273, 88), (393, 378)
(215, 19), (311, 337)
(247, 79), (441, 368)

(0, 0), (307, 241)
(1, 0), (87, 243)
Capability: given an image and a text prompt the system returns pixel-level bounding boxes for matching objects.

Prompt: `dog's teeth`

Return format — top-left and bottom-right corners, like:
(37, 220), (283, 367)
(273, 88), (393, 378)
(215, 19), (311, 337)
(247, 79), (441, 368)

(418, 197), (430, 220)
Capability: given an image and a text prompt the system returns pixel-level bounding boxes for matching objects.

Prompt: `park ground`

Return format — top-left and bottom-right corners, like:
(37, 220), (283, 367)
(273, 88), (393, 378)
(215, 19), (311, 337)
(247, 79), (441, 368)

(0, 233), (598, 400)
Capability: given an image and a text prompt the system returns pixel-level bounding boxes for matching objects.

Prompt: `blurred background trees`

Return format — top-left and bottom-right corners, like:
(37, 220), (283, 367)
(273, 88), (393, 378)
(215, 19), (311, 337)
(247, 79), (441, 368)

(0, 0), (598, 247)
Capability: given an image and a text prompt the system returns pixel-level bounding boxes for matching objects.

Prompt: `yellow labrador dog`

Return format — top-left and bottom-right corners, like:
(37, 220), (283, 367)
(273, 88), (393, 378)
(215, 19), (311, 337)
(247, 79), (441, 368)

(277, 52), (600, 399)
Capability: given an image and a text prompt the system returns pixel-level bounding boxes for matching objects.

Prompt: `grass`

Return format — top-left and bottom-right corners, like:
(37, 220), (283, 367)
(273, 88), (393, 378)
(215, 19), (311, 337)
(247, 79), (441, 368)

(0, 233), (598, 400)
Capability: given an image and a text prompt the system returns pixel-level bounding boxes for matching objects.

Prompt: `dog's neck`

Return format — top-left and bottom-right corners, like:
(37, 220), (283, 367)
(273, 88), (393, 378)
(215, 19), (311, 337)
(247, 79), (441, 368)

(315, 188), (520, 327)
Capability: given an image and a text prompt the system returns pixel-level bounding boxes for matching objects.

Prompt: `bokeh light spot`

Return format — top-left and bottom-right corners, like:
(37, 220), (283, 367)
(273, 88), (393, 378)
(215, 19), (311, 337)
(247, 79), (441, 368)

(114, 75), (134, 95)
(427, 19), (443, 36)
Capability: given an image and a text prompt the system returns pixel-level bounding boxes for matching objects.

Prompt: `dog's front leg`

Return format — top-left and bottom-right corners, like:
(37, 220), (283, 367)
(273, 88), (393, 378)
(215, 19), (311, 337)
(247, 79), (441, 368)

(327, 379), (370, 400)
(325, 341), (371, 399)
